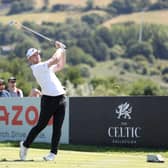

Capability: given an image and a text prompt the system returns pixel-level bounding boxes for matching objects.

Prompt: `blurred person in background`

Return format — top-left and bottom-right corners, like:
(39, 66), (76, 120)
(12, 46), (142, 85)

(7, 76), (24, 97)
(0, 78), (10, 97)
(29, 88), (42, 97)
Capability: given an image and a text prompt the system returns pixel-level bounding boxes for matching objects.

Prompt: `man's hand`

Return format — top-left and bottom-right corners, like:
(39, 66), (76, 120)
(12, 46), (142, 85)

(55, 41), (66, 49)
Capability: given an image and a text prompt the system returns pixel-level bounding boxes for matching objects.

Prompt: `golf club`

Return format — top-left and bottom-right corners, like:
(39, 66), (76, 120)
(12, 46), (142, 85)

(9, 20), (66, 48)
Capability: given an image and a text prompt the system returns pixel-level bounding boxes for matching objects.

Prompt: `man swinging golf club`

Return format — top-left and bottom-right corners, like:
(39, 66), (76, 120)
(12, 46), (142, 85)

(19, 41), (66, 161)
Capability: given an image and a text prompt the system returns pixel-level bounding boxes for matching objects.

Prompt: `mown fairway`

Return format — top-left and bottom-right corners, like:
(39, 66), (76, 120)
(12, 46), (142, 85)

(0, 142), (168, 168)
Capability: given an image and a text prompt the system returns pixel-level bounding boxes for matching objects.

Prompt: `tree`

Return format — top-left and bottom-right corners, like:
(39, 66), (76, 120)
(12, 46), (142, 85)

(14, 38), (40, 58)
(85, 0), (94, 11)
(96, 27), (112, 47)
(110, 45), (125, 59)
(1, 0), (12, 4)
(150, 0), (168, 10)
(78, 64), (91, 78)
(152, 27), (168, 59)
(81, 13), (104, 27)
(67, 46), (96, 67)
(63, 67), (85, 86)
(92, 37), (110, 61)
(52, 4), (72, 12)
(127, 42), (154, 62)
(108, 0), (151, 14)
(77, 37), (95, 55)
(43, 0), (49, 10)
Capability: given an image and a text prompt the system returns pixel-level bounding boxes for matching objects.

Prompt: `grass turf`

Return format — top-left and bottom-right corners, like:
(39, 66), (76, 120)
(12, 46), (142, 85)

(0, 142), (168, 168)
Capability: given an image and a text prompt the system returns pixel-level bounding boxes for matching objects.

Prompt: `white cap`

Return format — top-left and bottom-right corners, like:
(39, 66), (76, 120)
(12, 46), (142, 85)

(26, 48), (40, 59)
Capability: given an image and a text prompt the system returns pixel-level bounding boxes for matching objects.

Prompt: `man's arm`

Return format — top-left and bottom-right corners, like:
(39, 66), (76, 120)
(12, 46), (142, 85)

(51, 49), (66, 72)
(46, 41), (66, 71)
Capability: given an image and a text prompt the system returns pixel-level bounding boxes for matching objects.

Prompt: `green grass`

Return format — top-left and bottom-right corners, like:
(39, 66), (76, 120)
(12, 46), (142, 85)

(0, 142), (168, 168)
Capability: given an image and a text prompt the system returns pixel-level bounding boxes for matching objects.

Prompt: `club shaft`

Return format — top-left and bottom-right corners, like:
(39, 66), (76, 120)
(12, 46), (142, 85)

(21, 24), (54, 43)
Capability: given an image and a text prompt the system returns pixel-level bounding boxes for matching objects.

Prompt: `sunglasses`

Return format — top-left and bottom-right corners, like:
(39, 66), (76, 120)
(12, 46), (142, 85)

(0, 83), (4, 86)
(9, 80), (16, 83)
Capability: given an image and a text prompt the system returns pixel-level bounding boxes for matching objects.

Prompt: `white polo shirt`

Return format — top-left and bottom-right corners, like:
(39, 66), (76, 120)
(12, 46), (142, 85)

(30, 62), (65, 96)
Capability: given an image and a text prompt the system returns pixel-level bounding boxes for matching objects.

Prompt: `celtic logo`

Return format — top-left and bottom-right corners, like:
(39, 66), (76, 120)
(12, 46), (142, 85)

(116, 102), (132, 120)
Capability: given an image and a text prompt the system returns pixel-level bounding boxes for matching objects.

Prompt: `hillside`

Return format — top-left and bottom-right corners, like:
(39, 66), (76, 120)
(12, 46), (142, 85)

(91, 59), (168, 90)
(0, 10), (107, 25)
(1, 9), (168, 27)
(103, 10), (168, 27)
(0, 0), (167, 26)
(1, 10), (168, 28)
(35, 0), (112, 8)
(0, 0), (168, 96)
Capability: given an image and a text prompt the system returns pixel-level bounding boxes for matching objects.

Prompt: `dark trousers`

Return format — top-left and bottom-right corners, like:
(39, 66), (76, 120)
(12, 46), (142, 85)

(23, 94), (66, 154)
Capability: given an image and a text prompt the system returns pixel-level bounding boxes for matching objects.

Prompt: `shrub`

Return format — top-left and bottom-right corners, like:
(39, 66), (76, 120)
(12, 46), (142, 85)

(8, 0), (34, 14)
(78, 64), (91, 78)
(110, 45), (125, 59)
(162, 67), (168, 75)
(129, 79), (161, 96)
(162, 74), (168, 83)
(81, 13), (104, 26)
(127, 42), (154, 63)
(67, 46), (96, 67)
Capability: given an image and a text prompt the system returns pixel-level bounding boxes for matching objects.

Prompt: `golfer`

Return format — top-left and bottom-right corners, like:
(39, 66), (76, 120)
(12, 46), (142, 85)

(19, 41), (66, 161)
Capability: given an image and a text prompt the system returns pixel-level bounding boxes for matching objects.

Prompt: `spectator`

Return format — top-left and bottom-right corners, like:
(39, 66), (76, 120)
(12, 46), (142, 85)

(0, 78), (10, 97)
(29, 88), (42, 97)
(7, 76), (24, 97)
